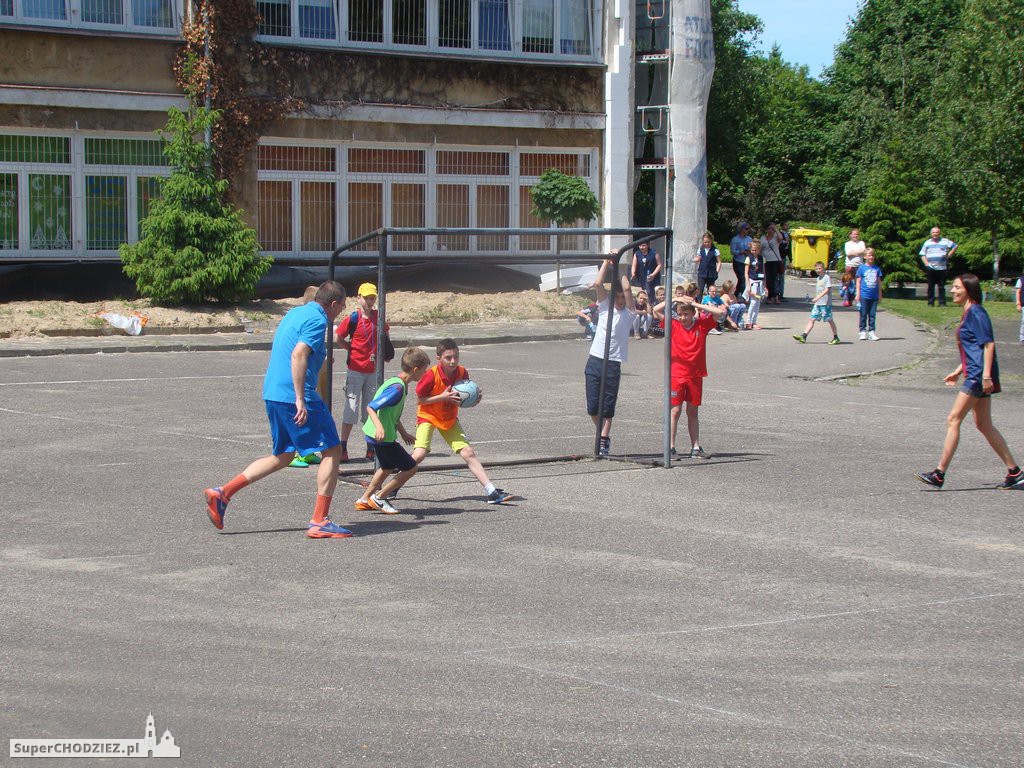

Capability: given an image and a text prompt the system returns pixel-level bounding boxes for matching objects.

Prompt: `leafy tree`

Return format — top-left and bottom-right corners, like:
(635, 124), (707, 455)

(850, 139), (941, 286)
(929, 0), (1024, 278)
(120, 106), (270, 304)
(530, 169), (601, 227)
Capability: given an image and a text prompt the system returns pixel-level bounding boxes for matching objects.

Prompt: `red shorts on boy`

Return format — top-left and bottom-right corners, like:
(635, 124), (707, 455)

(670, 375), (703, 407)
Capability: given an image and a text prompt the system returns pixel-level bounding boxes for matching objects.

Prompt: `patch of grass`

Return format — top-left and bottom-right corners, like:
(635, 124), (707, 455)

(26, 309), (47, 319)
(418, 305), (476, 324)
(86, 316), (107, 328)
(884, 298), (1019, 330)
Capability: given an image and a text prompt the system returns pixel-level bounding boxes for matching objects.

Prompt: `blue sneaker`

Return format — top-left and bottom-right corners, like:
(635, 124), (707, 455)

(486, 488), (516, 504)
(204, 487), (227, 530)
(307, 519), (354, 538)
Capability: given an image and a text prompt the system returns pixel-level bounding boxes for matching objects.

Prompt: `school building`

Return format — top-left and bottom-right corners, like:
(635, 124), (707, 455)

(0, 0), (652, 267)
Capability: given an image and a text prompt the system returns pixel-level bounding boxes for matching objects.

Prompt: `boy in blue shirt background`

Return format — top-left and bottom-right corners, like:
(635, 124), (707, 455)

(856, 248), (884, 341)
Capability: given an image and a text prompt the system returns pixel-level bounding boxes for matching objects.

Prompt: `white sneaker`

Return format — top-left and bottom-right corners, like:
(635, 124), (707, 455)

(858, 331), (867, 341)
(708, 328), (723, 335)
(868, 331), (879, 341)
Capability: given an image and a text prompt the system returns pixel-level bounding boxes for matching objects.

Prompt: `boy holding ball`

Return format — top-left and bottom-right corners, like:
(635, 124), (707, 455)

(408, 338), (515, 505)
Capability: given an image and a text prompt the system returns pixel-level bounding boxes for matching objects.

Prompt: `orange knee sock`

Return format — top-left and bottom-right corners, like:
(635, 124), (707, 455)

(221, 474), (250, 501)
(312, 494), (332, 524)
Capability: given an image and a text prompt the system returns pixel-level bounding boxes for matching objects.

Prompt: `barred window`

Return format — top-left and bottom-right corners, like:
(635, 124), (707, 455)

(5, 0), (175, 29)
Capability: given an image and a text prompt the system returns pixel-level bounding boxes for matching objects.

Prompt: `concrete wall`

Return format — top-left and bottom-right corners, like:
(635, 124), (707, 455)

(0, 29), (181, 93)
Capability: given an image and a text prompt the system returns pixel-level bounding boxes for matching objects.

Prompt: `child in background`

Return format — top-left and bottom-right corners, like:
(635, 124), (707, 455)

(411, 338), (515, 504)
(662, 295), (727, 457)
(743, 239), (765, 330)
(577, 301), (599, 340)
(855, 247), (884, 341)
(354, 346), (431, 515)
(700, 283), (726, 334)
(336, 282), (390, 463)
(633, 289), (653, 339)
(720, 280), (746, 331)
(793, 261), (840, 345)
(649, 285), (668, 337)
(839, 273), (856, 307)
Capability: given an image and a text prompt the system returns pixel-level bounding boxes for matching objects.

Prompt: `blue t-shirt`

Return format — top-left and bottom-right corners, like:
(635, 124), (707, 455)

(856, 264), (883, 300)
(262, 302), (329, 404)
(920, 237), (956, 270)
(957, 304), (999, 392)
(729, 234), (752, 263)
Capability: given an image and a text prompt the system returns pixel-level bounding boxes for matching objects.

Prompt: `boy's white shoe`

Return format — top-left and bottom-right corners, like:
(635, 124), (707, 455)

(868, 331), (879, 341)
(858, 331), (867, 340)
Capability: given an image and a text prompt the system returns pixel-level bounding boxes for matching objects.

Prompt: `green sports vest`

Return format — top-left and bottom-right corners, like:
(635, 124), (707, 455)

(362, 376), (407, 443)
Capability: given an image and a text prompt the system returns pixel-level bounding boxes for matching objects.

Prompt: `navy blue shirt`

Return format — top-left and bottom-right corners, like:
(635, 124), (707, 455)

(957, 304), (1000, 393)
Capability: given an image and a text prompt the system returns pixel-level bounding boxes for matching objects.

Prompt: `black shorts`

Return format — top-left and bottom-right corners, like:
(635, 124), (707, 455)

(368, 440), (416, 471)
(585, 355), (622, 419)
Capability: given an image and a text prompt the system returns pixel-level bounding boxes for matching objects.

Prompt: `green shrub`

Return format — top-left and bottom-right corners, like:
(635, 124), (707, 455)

(120, 106), (271, 304)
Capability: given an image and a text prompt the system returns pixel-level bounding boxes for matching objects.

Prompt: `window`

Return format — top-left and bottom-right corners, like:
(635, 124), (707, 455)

(300, 181), (335, 251)
(393, 0), (425, 46)
(5, 0), (176, 30)
(0, 174), (17, 250)
(348, 0), (382, 42)
(255, 0), (597, 61)
(438, 0), (469, 48)
(86, 175), (127, 250)
(258, 180), (293, 251)
(29, 175), (72, 250)
(257, 0), (290, 36)
(23, 0), (66, 19)
(0, 133), (171, 259)
(255, 142), (596, 258)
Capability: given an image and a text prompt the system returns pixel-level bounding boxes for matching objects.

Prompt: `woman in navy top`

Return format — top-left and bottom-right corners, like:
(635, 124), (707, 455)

(917, 274), (1023, 490)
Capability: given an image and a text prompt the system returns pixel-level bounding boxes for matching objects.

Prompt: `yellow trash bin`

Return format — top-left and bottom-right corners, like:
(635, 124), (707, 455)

(790, 228), (833, 275)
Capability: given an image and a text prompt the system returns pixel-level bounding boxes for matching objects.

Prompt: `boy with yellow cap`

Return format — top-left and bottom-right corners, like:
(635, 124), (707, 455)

(335, 282), (389, 462)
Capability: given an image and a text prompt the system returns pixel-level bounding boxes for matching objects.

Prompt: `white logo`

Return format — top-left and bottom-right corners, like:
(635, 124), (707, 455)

(9, 713), (181, 759)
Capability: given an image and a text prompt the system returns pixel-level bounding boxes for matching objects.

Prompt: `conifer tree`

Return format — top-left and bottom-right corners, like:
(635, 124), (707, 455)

(120, 106), (270, 304)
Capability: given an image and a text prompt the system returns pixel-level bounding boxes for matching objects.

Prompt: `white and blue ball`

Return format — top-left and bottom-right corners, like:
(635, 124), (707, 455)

(453, 379), (481, 408)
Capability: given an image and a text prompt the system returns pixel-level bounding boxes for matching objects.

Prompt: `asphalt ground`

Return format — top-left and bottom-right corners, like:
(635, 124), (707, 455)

(1, 299), (1022, 767)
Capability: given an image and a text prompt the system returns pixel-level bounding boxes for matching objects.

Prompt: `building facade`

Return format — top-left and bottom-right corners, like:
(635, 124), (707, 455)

(0, 0), (634, 265)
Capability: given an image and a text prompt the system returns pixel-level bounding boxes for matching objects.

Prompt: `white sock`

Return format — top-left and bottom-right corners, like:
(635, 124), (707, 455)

(484, 482), (496, 495)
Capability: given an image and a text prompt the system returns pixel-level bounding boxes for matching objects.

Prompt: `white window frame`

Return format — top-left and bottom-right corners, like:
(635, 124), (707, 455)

(254, 0), (601, 63)
(0, 0), (184, 36)
(255, 138), (599, 259)
(0, 129), (171, 260)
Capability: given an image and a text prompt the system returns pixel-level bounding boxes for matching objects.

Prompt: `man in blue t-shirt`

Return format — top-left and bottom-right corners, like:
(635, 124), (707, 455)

(203, 281), (356, 539)
(855, 247), (884, 341)
(919, 226), (958, 306)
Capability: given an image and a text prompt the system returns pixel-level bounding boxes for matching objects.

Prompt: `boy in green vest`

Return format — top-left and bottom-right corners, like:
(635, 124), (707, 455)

(354, 346), (431, 514)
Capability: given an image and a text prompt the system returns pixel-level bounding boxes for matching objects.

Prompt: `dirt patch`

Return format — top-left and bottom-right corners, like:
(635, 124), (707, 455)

(0, 290), (590, 339)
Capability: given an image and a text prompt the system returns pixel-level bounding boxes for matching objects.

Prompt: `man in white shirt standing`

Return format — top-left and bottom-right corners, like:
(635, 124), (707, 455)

(919, 226), (958, 307)
(844, 228), (866, 280)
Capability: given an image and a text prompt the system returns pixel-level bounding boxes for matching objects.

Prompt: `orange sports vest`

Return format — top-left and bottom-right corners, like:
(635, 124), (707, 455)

(417, 364), (467, 430)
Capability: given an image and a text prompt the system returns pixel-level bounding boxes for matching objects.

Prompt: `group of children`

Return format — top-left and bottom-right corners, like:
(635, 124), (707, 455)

(204, 281), (513, 541)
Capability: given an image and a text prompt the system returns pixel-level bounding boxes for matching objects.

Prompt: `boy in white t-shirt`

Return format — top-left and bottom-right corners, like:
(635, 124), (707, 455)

(793, 262), (840, 345)
(584, 257), (636, 457)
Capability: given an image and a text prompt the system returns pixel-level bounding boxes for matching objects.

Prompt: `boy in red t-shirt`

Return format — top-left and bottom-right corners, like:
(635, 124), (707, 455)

(664, 295), (726, 458)
(335, 282), (389, 462)
(405, 338), (515, 505)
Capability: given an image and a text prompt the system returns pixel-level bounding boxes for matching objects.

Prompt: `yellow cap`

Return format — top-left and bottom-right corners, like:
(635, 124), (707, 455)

(357, 282), (378, 298)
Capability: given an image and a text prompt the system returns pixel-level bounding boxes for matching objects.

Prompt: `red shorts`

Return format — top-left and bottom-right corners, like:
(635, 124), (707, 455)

(671, 375), (703, 407)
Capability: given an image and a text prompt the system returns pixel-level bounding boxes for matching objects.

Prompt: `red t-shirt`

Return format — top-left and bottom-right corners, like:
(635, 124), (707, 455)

(335, 310), (389, 374)
(670, 313), (717, 378)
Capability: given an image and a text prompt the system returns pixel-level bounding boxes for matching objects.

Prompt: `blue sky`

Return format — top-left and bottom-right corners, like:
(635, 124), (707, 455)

(736, 0), (863, 78)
